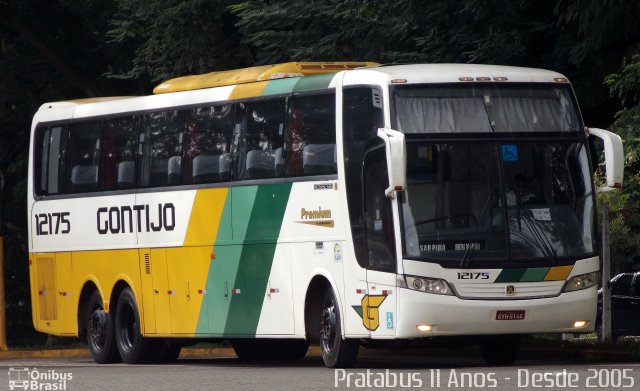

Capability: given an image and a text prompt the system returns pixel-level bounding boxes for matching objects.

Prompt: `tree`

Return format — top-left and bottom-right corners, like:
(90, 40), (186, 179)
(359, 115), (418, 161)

(106, 0), (251, 83)
(599, 52), (640, 273)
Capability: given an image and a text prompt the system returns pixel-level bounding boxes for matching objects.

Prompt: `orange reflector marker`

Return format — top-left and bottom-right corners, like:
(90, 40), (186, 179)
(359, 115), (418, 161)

(104, 302), (109, 311)
(28, 259), (32, 265)
(544, 265), (573, 281)
(197, 289), (206, 295)
(167, 290), (176, 295)
(210, 252), (215, 260)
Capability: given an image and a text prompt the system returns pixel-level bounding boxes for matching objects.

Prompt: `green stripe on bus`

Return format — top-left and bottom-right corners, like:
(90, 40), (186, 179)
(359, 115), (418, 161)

(293, 74), (334, 92)
(262, 77), (301, 96)
(519, 267), (550, 282)
(494, 268), (527, 283)
(224, 183), (292, 335)
(196, 190), (237, 335)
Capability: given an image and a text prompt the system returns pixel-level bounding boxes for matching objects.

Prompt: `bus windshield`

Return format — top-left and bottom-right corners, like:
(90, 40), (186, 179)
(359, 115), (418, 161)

(394, 84), (581, 134)
(401, 141), (595, 264)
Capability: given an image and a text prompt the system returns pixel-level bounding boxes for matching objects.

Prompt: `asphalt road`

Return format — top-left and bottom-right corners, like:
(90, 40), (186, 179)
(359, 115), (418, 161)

(1, 351), (639, 391)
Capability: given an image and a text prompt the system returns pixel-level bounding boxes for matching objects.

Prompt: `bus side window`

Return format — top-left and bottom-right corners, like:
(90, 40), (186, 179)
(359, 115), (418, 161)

(141, 111), (184, 187)
(101, 116), (138, 190)
(66, 121), (102, 193)
(285, 94), (336, 177)
(236, 99), (285, 180)
(34, 126), (64, 195)
(184, 104), (234, 184)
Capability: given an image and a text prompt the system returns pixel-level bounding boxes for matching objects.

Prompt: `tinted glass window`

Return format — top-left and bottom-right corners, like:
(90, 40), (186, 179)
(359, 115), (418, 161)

(66, 121), (102, 193)
(394, 84), (581, 134)
(612, 274), (632, 295)
(101, 116), (138, 190)
(286, 94), (336, 177)
(184, 104), (234, 184)
(34, 126), (64, 195)
(141, 111), (184, 187)
(236, 99), (285, 180)
(343, 87), (384, 267)
(364, 147), (395, 272)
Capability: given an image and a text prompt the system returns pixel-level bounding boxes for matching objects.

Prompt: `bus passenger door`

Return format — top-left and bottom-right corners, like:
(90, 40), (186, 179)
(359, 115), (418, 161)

(362, 147), (397, 337)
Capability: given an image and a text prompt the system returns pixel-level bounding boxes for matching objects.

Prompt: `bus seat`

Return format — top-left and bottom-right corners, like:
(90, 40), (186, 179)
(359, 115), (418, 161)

(117, 161), (135, 188)
(70, 164), (98, 192)
(244, 149), (276, 179)
(193, 154), (231, 183)
(168, 156), (181, 185)
(274, 147), (284, 177)
(219, 153), (231, 181)
(303, 144), (336, 175)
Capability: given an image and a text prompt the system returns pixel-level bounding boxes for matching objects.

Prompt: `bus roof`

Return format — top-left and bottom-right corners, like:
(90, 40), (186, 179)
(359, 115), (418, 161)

(344, 63), (569, 85)
(153, 62), (378, 94)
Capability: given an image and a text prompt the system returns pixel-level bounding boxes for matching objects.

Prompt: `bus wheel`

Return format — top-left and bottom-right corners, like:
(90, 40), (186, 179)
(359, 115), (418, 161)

(86, 290), (120, 363)
(114, 287), (157, 364)
(319, 289), (358, 368)
(480, 334), (520, 365)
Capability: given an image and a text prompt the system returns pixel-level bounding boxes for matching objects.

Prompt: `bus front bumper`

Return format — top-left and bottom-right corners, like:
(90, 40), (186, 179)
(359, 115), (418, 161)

(395, 286), (597, 338)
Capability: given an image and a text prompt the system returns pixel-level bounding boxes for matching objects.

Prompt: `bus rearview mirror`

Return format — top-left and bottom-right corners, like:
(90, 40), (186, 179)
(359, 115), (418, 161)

(377, 128), (406, 198)
(587, 127), (624, 190)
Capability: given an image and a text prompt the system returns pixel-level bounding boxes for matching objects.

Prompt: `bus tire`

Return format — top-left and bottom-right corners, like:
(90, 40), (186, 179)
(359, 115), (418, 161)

(480, 334), (520, 366)
(319, 289), (359, 368)
(86, 290), (120, 363)
(114, 287), (158, 364)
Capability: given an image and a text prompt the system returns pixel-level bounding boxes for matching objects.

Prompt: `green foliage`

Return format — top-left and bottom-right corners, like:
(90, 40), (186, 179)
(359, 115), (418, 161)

(106, 0), (251, 83)
(599, 52), (640, 272)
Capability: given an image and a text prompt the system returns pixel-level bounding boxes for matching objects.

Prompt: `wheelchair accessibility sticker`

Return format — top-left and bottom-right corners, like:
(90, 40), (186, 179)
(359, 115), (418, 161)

(501, 144), (519, 161)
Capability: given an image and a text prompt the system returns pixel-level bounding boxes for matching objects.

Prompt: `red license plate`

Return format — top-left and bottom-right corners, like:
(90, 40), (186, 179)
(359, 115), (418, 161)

(496, 310), (525, 320)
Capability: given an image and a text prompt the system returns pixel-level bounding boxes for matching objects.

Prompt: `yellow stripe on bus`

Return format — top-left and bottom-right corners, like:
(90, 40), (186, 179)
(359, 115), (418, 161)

(183, 188), (228, 246)
(229, 81), (269, 100)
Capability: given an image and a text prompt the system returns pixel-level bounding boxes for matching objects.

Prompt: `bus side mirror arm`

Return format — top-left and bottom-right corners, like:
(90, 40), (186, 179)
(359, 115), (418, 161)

(587, 127), (624, 191)
(377, 128), (406, 199)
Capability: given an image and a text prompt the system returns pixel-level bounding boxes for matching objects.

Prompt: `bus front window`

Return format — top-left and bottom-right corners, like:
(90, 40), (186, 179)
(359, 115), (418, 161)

(401, 141), (595, 265)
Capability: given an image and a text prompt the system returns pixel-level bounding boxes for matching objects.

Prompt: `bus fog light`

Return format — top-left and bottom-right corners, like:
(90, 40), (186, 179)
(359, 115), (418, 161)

(405, 276), (453, 296)
(573, 320), (588, 328)
(562, 271), (599, 292)
(417, 324), (433, 332)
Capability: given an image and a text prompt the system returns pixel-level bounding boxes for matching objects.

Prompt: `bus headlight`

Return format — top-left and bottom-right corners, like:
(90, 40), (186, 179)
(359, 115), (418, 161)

(562, 271), (599, 293)
(404, 276), (454, 296)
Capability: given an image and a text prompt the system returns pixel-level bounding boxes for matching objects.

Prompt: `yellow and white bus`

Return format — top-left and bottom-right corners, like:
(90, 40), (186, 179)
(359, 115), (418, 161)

(28, 62), (623, 367)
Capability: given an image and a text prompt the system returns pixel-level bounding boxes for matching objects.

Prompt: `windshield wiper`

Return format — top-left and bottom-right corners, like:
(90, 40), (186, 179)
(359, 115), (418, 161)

(516, 208), (559, 265)
(459, 190), (497, 267)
